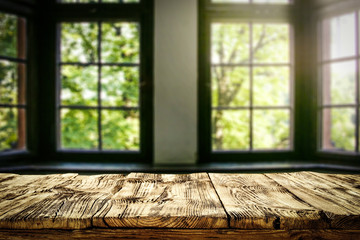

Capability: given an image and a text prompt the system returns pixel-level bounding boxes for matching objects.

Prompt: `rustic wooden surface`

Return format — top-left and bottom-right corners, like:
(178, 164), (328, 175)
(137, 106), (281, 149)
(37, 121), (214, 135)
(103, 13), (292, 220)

(0, 172), (227, 229)
(266, 172), (360, 229)
(0, 171), (359, 235)
(0, 229), (360, 240)
(92, 172), (228, 228)
(209, 173), (328, 229)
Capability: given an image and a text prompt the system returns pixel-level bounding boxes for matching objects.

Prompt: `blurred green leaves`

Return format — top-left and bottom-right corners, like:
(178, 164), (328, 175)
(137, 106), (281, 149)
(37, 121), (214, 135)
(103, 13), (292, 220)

(211, 23), (291, 151)
(60, 21), (140, 151)
(0, 13), (17, 58)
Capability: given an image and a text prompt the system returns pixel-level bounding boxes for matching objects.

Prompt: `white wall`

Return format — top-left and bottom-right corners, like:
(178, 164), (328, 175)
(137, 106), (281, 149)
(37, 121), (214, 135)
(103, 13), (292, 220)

(154, 0), (198, 165)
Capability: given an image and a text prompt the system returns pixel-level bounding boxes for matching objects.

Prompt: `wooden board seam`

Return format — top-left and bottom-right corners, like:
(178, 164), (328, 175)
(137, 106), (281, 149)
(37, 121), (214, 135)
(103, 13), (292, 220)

(207, 173), (231, 228)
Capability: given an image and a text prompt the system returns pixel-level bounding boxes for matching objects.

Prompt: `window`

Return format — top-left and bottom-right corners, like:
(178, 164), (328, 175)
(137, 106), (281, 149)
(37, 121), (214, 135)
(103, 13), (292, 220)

(199, 0), (295, 162)
(0, 0), (359, 166)
(59, 22), (140, 151)
(0, 12), (27, 153)
(211, 23), (292, 151)
(32, 0), (154, 163)
(319, 12), (360, 154)
(59, 0), (139, 3)
(212, 0), (290, 4)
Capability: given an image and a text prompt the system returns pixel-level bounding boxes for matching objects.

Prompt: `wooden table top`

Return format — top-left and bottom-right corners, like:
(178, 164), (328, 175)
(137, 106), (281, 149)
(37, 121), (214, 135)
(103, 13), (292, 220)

(0, 171), (359, 231)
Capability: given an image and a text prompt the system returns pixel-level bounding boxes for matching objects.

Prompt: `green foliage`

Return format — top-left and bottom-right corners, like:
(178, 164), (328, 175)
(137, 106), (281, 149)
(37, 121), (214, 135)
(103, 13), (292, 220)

(329, 61), (356, 105)
(60, 21), (140, 150)
(0, 13), (21, 152)
(102, 110), (139, 150)
(61, 0), (139, 3)
(211, 23), (291, 151)
(101, 66), (139, 107)
(253, 110), (289, 149)
(253, 24), (289, 63)
(212, 110), (249, 150)
(329, 108), (356, 152)
(61, 65), (98, 106)
(0, 108), (18, 151)
(101, 23), (139, 63)
(61, 23), (98, 63)
(253, 67), (289, 106)
(323, 62), (356, 152)
(0, 13), (17, 58)
(212, 67), (250, 107)
(61, 109), (98, 149)
(0, 61), (17, 104)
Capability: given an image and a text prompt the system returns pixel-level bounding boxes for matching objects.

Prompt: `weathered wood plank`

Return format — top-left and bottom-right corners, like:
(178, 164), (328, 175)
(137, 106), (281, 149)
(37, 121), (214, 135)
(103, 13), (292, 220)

(266, 172), (360, 229)
(0, 173), (227, 229)
(93, 172), (228, 228)
(309, 172), (360, 194)
(0, 229), (360, 240)
(209, 173), (329, 230)
(1, 172), (359, 231)
(0, 174), (125, 229)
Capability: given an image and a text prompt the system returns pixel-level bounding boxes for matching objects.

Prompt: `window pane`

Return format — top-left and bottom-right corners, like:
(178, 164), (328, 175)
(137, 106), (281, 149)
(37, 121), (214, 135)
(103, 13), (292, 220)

(0, 61), (26, 105)
(101, 22), (139, 63)
(253, 109), (290, 150)
(60, 109), (98, 149)
(61, 0), (98, 3)
(253, 66), (290, 106)
(101, 66), (139, 107)
(60, 0), (139, 3)
(0, 13), (26, 59)
(253, 0), (289, 3)
(322, 61), (356, 105)
(212, 0), (249, 3)
(61, 23), (98, 63)
(0, 108), (26, 152)
(212, 110), (250, 150)
(211, 23), (249, 64)
(212, 66), (250, 107)
(322, 108), (356, 152)
(212, 0), (289, 3)
(102, 110), (139, 150)
(322, 13), (356, 60)
(102, 0), (139, 2)
(61, 65), (98, 106)
(253, 24), (289, 63)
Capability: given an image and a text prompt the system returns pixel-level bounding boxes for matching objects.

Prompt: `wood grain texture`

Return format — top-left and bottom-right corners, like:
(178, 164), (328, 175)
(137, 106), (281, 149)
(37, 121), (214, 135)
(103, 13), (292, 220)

(0, 229), (359, 240)
(0, 174), (125, 229)
(0, 171), (359, 232)
(0, 173), (227, 229)
(209, 173), (329, 230)
(266, 172), (360, 229)
(94, 172), (228, 228)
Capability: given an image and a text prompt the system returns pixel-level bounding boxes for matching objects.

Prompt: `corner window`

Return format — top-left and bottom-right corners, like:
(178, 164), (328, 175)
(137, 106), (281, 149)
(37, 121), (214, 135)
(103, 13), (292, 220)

(0, 12), (27, 153)
(319, 12), (359, 154)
